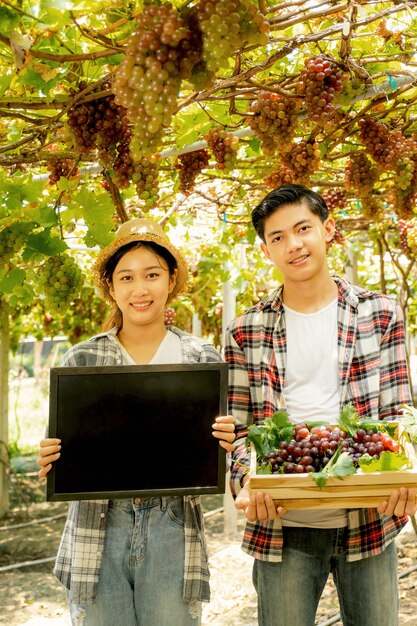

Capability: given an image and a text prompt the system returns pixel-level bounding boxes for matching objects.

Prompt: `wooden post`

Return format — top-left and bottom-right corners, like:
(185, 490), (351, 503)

(0, 301), (10, 517)
(222, 278), (238, 537)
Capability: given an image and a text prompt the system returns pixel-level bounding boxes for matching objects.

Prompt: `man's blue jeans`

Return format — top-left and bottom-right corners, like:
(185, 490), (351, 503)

(67, 497), (200, 626)
(253, 525), (398, 626)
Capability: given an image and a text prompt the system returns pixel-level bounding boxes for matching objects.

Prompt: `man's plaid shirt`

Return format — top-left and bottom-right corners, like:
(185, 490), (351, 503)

(225, 276), (412, 562)
(53, 326), (222, 606)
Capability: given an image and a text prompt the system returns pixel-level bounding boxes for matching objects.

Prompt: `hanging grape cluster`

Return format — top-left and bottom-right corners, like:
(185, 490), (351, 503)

(263, 164), (294, 189)
(205, 128), (239, 170)
(322, 188), (348, 214)
(358, 117), (398, 167)
(37, 254), (85, 315)
(297, 54), (345, 126)
(47, 159), (79, 185)
(345, 151), (378, 195)
(164, 306), (177, 325)
(0, 223), (29, 265)
(398, 219), (416, 258)
(112, 3), (195, 162)
(281, 139), (321, 183)
(67, 83), (128, 162)
(133, 157), (160, 210)
(176, 149), (210, 194)
(246, 92), (300, 155)
(196, 0), (269, 74)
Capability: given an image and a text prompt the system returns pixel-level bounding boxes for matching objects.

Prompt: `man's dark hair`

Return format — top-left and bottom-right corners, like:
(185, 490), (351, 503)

(252, 184), (329, 241)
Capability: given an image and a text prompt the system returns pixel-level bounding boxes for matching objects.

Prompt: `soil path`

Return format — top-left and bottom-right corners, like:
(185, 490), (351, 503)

(1, 501), (417, 626)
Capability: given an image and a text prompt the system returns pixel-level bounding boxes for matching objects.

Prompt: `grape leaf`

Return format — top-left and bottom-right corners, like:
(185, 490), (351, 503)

(337, 403), (360, 436)
(311, 450), (356, 489)
(358, 451), (410, 473)
(399, 405), (417, 444)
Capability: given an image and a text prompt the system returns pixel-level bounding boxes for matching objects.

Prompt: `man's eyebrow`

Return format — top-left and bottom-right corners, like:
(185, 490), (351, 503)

(265, 219), (312, 238)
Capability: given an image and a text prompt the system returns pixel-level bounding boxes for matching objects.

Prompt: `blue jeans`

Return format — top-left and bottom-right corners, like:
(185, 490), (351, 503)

(68, 497), (200, 626)
(253, 526), (398, 626)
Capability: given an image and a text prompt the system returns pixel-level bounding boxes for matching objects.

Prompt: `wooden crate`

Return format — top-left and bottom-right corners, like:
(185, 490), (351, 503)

(248, 424), (417, 509)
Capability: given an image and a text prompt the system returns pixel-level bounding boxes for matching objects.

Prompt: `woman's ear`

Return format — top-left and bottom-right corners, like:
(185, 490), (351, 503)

(168, 268), (178, 294)
(107, 279), (116, 301)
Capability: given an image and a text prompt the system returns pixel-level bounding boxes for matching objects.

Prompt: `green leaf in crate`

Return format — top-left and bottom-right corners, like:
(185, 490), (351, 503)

(358, 451), (410, 473)
(311, 450), (356, 489)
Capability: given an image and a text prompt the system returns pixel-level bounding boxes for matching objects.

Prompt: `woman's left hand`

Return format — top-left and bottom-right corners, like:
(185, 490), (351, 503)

(212, 415), (235, 452)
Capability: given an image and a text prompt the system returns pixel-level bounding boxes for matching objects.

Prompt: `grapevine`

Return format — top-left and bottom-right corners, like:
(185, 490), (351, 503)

(176, 149), (210, 195)
(205, 128), (239, 170)
(297, 54), (345, 126)
(246, 91), (300, 155)
(37, 254), (85, 315)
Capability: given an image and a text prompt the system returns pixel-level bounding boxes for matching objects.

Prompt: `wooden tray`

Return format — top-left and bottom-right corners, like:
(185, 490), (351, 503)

(248, 424), (417, 509)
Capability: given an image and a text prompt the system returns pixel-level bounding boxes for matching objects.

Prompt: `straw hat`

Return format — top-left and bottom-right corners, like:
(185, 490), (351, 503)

(94, 218), (189, 302)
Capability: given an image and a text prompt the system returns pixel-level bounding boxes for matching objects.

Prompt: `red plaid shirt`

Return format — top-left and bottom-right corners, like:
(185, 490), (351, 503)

(226, 276), (412, 562)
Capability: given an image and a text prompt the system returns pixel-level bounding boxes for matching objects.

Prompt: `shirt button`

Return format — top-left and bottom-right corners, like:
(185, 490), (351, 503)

(100, 513), (105, 518)
(134, 497), (142, 504)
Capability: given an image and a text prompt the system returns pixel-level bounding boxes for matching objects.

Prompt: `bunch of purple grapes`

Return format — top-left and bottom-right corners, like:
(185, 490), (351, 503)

(260, 422), (398, 474)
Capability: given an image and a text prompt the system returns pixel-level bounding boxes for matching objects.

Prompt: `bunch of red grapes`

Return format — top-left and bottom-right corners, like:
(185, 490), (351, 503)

(260, 422), (399, 475)
(297, 54), (344, 126)
(247, 91), (300, 155)
(205, 128), (239, 170)
(176, 149), (210, 194)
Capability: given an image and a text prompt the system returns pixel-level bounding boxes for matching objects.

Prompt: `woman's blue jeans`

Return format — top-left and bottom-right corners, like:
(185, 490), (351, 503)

(253, 526), (398, 626)
(67, 497), (200, 626)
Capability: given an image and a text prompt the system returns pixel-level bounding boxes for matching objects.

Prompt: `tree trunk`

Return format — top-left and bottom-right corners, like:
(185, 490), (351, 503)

(0, 301), (10, 517)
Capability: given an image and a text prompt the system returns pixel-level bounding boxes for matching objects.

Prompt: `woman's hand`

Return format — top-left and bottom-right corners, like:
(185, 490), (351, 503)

(212, 415), (235, 452)
(37, 438), (61, 478)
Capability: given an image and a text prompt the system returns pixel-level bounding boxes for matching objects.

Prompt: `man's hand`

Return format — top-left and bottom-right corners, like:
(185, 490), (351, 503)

(212, 415), (235, 452)
(37, 438), (61, 478)
(235, 482), (286, 521)
(377, 487), (417, 517)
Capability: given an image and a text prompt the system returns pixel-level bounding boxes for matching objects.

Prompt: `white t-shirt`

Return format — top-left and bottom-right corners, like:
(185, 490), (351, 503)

(280, 299), (348, 528)
(117, 329), (183, 365)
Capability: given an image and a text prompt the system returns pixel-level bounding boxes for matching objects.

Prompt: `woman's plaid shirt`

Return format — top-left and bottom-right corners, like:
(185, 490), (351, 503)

(225, 276), (412, 562)
(53, 326), (222, 605)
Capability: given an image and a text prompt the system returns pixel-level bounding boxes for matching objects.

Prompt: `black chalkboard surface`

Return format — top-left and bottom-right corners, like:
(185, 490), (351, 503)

(47, 363), (228, 501)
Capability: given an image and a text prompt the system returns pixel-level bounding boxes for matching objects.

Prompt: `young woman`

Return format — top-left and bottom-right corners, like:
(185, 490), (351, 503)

(37, 217), (235, 626)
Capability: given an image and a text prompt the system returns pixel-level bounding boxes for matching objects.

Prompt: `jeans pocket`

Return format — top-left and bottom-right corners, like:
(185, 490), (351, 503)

(166, 497), (185, 527)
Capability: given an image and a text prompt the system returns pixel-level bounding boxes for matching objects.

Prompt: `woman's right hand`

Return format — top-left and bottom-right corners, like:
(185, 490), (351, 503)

(37, 438), (61, 478)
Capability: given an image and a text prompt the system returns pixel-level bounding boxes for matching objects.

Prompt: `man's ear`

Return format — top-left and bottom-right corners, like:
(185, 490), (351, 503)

(324, 217), (336, 242)
(260, 241), (271, 260)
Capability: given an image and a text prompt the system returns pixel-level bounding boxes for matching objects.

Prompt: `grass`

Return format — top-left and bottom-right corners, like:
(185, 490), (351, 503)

(8, 376), (50, 458)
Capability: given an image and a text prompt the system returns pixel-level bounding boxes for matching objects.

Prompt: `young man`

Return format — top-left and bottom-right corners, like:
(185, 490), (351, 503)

(225, 184), (416, 626)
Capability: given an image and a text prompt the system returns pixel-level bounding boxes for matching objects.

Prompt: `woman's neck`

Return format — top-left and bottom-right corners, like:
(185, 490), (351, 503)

(117, 324), (167, 364)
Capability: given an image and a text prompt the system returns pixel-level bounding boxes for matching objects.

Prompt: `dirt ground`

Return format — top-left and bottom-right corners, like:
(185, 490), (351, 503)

(1, 478), (417, 626)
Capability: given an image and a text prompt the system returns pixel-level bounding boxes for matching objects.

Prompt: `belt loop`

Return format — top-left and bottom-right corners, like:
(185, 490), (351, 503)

(160, 497), (167, 511)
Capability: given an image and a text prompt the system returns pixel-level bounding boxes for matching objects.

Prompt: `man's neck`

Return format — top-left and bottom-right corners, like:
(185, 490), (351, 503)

(282, 275), (338, 314)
